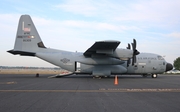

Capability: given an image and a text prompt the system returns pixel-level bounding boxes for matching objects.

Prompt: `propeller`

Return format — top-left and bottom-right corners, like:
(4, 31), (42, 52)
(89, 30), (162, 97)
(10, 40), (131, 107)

(126, 39), (140, 66)
(131, 39), (140, 65)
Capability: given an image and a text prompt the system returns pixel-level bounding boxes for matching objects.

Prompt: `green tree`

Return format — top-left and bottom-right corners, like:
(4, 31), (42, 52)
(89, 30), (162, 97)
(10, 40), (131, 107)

(173, 57), (180, 70)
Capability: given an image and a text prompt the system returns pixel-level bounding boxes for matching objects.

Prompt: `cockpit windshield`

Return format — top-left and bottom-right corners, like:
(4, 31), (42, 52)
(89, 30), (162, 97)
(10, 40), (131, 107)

(157, 56), (164, 60)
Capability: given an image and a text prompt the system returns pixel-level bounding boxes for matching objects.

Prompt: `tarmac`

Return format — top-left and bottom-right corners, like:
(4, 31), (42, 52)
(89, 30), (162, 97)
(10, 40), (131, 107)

(0, 74), (180, 112)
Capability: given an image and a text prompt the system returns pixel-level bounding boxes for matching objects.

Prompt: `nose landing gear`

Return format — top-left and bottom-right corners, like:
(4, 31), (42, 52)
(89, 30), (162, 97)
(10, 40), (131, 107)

(151, 74), (157, 78)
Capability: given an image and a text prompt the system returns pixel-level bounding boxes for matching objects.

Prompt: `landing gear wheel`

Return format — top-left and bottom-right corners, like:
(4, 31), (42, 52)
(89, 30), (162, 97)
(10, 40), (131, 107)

(93, 76), (102, 79)
(151, 74), (157, 78)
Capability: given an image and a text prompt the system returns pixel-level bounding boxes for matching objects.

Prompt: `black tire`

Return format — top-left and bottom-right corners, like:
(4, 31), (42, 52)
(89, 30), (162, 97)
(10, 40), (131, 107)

(151, 74), (157, 78)
(36, 73), (39, 77)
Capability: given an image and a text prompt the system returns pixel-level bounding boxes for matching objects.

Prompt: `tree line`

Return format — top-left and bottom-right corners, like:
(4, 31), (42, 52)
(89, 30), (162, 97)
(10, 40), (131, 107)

(174, 57), (180, 70)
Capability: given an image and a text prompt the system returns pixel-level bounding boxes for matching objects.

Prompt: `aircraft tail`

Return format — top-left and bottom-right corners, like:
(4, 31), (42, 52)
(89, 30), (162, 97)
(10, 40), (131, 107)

(7, 15), (46, 56)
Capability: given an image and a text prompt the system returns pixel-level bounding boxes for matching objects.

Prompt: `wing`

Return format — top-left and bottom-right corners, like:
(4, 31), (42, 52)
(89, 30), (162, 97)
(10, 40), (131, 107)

(84, 40), (120, 57)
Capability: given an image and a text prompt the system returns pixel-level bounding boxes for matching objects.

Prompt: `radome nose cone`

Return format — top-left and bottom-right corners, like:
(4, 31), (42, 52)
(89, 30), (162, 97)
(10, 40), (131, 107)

(166, 63), (173, 72)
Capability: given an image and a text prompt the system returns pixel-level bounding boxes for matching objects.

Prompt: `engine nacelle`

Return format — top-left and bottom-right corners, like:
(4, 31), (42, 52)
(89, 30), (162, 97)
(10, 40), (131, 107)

(112, 49), (133, 60)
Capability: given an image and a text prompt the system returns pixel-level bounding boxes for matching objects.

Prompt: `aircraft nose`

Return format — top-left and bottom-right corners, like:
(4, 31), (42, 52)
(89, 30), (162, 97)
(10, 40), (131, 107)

(166, 63), (173, 72)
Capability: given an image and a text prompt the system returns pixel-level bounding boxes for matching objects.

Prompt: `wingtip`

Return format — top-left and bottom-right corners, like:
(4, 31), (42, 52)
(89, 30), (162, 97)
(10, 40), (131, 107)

(7, 50), (14, 54)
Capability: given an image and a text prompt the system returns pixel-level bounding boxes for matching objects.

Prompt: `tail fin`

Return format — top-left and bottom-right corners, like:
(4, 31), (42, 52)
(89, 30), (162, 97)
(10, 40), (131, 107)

(7, 15), (46, 56)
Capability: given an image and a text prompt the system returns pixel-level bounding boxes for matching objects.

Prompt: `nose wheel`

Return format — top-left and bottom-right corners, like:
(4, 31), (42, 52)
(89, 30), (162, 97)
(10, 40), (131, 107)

(151, 74), (157, 78)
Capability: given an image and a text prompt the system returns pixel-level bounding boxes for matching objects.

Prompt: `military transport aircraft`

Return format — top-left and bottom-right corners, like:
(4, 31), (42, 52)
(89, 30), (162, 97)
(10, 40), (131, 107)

(8, 15), (173, 78)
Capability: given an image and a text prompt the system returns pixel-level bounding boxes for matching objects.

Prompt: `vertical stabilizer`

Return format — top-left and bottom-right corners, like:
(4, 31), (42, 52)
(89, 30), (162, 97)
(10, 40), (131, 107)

(8, 15), (46, 56)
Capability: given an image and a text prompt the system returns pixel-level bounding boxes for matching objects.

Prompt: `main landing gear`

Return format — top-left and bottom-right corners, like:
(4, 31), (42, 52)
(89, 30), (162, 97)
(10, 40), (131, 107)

(93, 76), (110, 79)
(93, 76), (102, 79)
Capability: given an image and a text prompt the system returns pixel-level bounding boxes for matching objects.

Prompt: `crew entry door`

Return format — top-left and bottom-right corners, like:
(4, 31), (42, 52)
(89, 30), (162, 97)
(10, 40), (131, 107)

(75, 62), (81, 72)
(138, 63), (146, 73)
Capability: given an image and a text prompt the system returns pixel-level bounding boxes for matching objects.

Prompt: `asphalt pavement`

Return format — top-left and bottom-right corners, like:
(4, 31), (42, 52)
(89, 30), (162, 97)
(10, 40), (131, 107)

(0, 74), (180, 112)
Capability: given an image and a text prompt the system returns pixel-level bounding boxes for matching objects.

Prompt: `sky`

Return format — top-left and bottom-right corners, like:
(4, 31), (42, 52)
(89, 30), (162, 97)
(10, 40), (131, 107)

(0, 0), (180, 67)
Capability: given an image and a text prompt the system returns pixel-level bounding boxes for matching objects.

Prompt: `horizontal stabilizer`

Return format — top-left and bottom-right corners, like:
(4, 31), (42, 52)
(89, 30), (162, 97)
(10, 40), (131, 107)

(7, 50), (35, 56)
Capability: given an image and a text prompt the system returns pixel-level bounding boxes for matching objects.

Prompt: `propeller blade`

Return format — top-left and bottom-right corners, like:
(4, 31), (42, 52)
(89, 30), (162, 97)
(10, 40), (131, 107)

(134, 56), (136, 63)
(133, 39), (136, 49)
(127, 58), (131, 67)
(132, 57), (134, 66)
(126, 43), (131, 49)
